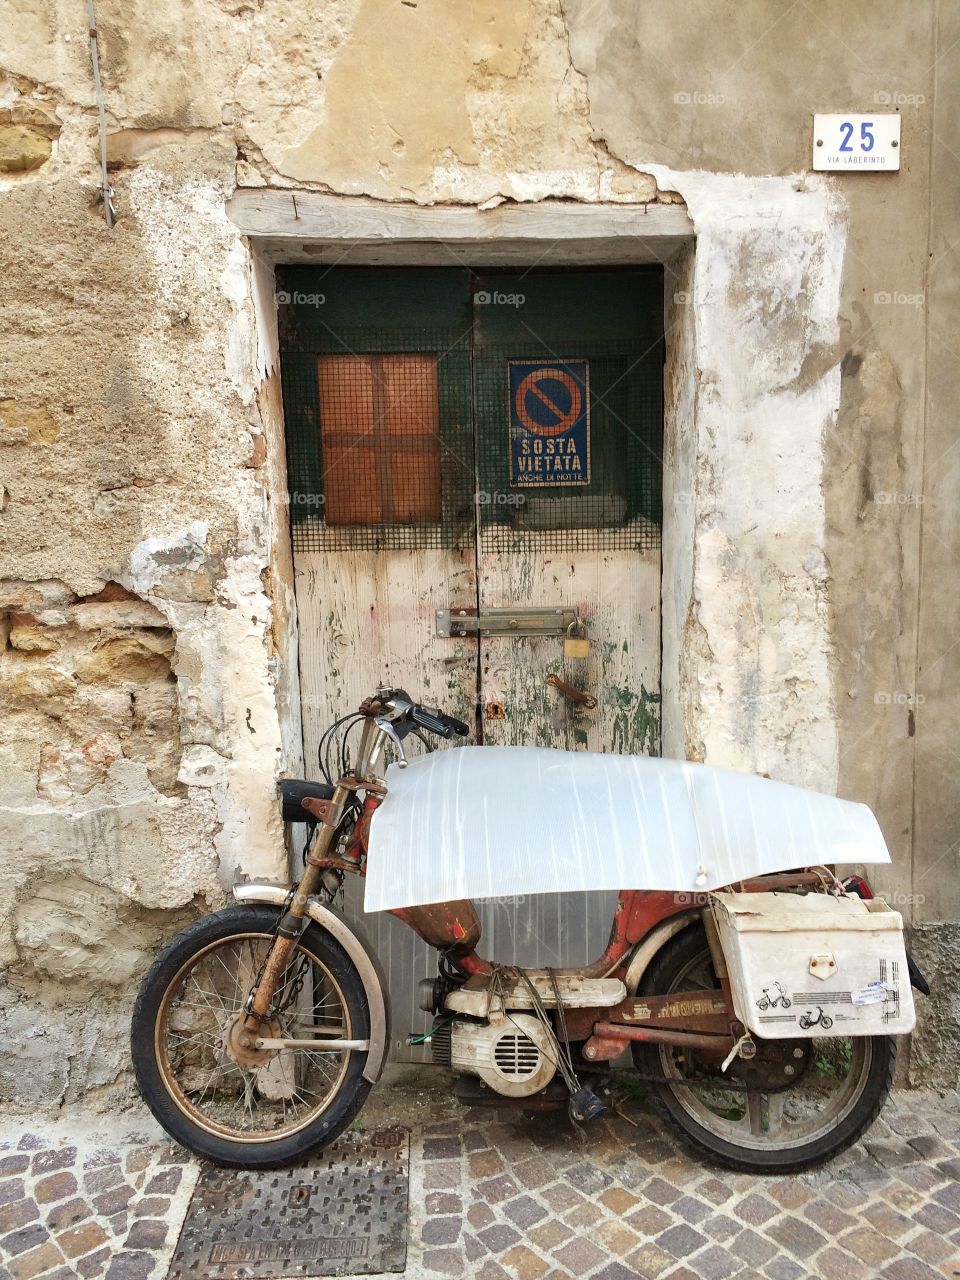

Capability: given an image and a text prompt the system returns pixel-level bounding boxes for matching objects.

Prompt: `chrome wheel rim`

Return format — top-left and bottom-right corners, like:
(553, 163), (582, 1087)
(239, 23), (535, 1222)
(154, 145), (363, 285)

(156, 932), (351, 1142)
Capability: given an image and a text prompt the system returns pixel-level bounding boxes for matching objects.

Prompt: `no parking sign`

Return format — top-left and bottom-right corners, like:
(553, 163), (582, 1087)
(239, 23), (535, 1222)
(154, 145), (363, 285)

(509, 360), (591, 487)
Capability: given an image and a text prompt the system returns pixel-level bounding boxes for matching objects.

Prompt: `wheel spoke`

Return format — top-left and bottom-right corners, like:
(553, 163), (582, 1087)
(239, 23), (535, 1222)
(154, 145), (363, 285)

(302, 1050), (342, 1087)
(167, 1027), (217, 1051)
(185, 983), (241, 1005)
(211, 948), (246, 1000)
(188, 975), (231, 1021)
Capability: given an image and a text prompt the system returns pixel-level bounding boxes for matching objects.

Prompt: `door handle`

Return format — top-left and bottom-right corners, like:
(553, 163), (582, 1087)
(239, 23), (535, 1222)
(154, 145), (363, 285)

(547, 673), (598, 709)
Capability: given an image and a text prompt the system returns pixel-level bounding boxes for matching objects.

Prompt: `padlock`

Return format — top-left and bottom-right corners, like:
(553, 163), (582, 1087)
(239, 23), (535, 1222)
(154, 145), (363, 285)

(564, 617), (591, 660)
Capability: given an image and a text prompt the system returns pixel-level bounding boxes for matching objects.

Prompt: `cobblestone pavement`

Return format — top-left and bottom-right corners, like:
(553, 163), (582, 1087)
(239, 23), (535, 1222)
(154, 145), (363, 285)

(2, 1074), (959, 1280)
(0, 1116), (198, 1280)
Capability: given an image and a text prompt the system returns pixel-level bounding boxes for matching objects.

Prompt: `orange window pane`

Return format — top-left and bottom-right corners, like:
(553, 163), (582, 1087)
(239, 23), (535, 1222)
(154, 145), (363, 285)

(317, 353), (441, 526)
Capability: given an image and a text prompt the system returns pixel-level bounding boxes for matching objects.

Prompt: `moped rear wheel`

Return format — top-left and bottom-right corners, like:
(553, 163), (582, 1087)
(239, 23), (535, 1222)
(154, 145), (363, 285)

(632, 924), (896, 1173)
(132, 905), (371, 1168)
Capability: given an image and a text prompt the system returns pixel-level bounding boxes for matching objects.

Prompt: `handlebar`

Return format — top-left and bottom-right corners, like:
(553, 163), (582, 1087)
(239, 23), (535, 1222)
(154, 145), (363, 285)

(411, 704), (470, 740)
(362, 688), (470, 741)
(350, 689), (470, 778)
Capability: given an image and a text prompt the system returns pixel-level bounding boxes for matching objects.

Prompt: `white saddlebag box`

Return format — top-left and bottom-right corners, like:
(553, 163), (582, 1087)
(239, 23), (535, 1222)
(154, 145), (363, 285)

(712, 892), (915, 1039)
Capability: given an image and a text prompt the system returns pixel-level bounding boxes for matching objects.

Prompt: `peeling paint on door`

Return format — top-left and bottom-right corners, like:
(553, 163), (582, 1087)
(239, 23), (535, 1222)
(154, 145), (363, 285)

(608, 682), (661, 756)
(288, 267), (663, 1061)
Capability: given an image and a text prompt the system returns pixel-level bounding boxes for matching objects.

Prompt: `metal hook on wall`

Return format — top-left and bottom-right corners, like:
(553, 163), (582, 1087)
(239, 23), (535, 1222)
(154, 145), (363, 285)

(87, 0), (115, 227)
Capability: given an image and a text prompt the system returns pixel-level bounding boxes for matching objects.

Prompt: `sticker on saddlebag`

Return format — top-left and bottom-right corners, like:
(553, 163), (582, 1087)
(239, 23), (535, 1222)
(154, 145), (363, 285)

(852, 980), (891, 1006)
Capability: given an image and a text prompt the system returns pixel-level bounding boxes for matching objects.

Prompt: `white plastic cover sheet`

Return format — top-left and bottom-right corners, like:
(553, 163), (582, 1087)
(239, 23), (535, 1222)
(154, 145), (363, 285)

(364, 746), (890, 912)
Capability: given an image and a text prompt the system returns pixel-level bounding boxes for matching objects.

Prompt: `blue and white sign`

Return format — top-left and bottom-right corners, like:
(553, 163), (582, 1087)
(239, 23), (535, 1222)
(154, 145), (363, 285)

(813, 113), (901, 171)
(509, 360), (591, 487)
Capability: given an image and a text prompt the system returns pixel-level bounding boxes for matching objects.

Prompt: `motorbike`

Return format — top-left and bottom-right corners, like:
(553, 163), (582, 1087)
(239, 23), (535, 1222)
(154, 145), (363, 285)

(131, 688), (928, 1174)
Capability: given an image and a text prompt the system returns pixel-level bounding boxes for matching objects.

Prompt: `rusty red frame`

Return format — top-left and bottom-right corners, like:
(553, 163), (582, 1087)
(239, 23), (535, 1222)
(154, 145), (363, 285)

(323, 796), (833, 1059)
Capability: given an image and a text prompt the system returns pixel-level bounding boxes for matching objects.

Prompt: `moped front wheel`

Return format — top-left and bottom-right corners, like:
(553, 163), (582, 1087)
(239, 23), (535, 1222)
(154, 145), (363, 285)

(131, 905), (372, 1168)
(633, 924), (896, 1173)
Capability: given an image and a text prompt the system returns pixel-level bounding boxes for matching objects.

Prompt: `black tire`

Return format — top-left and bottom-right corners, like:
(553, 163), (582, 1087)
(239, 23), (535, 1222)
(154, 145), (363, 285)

(632, 923), (896, 1173)
(131, 904), (372, 1168)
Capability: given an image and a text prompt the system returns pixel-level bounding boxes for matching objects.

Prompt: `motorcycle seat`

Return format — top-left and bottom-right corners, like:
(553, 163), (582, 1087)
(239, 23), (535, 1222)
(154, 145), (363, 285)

(278, 778), (336, 824)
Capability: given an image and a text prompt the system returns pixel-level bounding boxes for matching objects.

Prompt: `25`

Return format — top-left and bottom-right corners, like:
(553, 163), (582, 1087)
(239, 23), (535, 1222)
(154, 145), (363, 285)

(839, 120), (875, 152)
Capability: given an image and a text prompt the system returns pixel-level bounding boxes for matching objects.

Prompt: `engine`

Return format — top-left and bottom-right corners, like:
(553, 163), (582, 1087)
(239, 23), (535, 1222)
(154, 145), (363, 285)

(430, 1014), (557, 1098)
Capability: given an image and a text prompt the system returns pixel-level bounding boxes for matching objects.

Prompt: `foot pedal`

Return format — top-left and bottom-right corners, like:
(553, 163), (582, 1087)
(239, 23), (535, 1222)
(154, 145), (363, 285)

(568, 1087), (607, 1123)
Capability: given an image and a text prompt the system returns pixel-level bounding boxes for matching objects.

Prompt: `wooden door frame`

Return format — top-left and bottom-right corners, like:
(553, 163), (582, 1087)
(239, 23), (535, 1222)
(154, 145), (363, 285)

(229, 192), (697, 862)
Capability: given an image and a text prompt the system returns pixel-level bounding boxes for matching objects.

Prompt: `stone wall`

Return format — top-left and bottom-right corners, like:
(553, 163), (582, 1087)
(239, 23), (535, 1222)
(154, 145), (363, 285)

(0, 0), (956, 1106)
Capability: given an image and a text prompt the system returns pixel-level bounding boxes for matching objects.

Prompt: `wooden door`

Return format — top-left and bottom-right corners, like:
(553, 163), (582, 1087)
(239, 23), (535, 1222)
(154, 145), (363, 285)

(467, 271), (662, 971)
(278, 266), (663, 1059)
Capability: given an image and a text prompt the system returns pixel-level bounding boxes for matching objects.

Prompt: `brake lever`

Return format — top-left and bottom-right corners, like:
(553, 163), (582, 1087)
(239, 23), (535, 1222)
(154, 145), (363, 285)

(374, 716), (409, 768)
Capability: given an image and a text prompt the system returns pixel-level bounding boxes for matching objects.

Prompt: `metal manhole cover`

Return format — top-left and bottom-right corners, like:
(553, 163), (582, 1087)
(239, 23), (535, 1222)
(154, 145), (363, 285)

(167, 1128), (409, 1278)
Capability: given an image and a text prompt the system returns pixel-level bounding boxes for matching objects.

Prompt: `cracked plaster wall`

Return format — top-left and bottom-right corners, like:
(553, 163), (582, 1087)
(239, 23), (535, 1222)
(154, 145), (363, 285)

(0, 0), (957, 1101)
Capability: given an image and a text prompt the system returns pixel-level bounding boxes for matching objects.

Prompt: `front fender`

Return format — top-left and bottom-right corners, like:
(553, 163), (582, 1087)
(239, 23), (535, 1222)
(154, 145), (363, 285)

(233, 883), (390, 1085)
